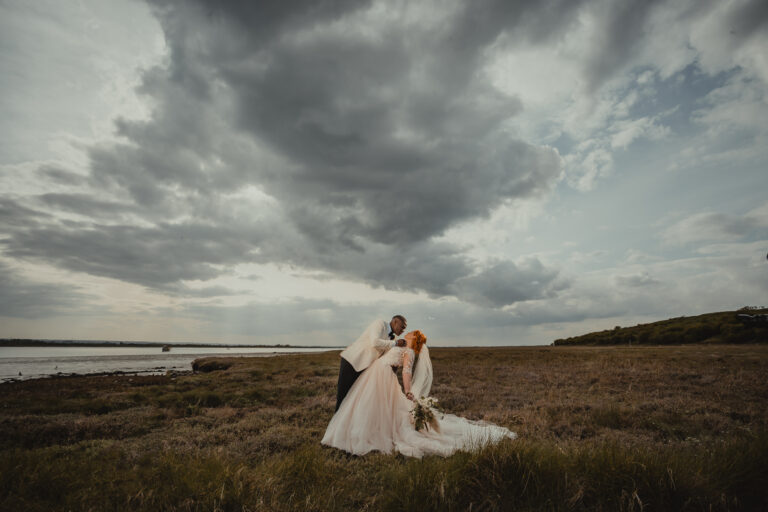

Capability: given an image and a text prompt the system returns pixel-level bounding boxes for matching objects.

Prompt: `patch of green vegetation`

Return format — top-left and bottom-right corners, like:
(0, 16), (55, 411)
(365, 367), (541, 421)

(554, 308), (768, 345)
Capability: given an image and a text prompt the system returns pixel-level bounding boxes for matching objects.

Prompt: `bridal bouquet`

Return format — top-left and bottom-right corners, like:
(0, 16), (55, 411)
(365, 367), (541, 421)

(410, 396), (441, 432)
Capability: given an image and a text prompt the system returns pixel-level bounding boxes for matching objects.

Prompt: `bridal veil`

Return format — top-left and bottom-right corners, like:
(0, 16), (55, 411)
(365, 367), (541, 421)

(410, 345), (433, 398)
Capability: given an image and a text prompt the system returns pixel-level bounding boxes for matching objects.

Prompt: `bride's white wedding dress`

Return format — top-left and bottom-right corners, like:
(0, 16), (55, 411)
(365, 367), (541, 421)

(322, 346), (516, 458)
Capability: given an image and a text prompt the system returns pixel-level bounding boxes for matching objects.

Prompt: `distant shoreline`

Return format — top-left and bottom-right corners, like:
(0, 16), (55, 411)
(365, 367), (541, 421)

(0, 339), (343, 349)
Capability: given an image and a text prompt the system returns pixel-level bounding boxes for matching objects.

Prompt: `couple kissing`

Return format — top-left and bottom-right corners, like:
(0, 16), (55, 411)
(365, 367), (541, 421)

(322, 315), (516, 458)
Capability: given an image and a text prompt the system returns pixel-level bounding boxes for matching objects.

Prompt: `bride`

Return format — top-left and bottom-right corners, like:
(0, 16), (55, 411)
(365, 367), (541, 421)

(321, 330), (516, 457)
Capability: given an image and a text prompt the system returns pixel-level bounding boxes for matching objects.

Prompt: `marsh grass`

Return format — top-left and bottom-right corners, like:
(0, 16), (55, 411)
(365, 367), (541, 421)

(1, 345), (767, 510)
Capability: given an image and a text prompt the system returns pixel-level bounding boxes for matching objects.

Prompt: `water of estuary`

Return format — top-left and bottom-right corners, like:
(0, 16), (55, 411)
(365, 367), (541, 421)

(0, 345), (334, 382)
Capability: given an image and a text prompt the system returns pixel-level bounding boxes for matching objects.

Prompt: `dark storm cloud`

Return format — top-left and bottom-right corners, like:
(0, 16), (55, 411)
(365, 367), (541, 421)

(583, 0), (664, 90)
(3, 0), (582, 307)
(124, 0), (567, 245)
(35, 193), (136, 218)
(726, 0), (768, 44)
(0, 261), (98, 318)
(452, 259), (569, 307)
(447, 0), (588, 50)
(154, 0), (372, 62)
(2, 221), (255, 290)
(36, 166), (88, 187)
(0, 197), (52, 229)
(1, 202), (566, 306)
(209, 0), (566, 244)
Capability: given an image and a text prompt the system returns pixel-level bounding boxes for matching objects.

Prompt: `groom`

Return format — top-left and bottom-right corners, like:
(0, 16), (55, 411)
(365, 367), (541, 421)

(335, 315), (407, 411)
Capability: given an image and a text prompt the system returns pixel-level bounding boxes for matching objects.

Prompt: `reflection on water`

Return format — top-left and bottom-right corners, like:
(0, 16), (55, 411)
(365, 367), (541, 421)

(0, 346), (334, 382)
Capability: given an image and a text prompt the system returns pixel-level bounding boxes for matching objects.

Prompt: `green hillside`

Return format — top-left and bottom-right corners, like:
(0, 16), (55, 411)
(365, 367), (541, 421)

(553, 307), (768, 346)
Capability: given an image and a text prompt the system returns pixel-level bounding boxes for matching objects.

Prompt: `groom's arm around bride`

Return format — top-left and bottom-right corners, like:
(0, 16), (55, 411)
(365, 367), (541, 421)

(334, 315), (407, 411)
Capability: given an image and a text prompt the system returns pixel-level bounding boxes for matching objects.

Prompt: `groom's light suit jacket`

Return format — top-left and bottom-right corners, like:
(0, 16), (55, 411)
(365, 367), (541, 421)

(341, 319), (397, 372)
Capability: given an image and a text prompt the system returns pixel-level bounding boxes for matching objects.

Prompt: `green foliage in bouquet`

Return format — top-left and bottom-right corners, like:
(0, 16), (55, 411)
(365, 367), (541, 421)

(410, 396), (441, 432)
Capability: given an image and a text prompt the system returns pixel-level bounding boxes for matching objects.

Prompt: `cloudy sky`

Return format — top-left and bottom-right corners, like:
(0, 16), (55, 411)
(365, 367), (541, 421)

(1, 0), (766, 346)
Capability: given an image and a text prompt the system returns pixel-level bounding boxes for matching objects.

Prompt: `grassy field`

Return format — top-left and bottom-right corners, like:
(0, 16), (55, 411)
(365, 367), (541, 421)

(1, 345), (767, 511)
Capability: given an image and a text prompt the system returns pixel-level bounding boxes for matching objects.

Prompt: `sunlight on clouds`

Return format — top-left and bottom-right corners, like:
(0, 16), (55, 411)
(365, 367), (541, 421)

(610, 116), (670, 150)
(5, 258), (181, 315)
(436, 197), (553, 261)
(487, 38), (582, 114)
(564, 146), (613, 191)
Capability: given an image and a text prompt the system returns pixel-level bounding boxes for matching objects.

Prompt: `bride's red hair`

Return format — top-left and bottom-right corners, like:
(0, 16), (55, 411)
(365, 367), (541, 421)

(410, 330), (427, 354)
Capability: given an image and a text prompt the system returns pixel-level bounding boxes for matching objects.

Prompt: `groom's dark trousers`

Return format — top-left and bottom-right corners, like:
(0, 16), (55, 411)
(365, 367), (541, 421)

(336, 358), (362, 411)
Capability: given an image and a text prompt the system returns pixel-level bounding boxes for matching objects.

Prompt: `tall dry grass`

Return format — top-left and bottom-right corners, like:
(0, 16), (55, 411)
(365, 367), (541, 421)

(1, 345), (766, 510)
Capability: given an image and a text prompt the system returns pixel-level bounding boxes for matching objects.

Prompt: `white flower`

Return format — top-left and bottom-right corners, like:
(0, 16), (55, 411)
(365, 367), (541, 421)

(410, 395), (441, 431)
